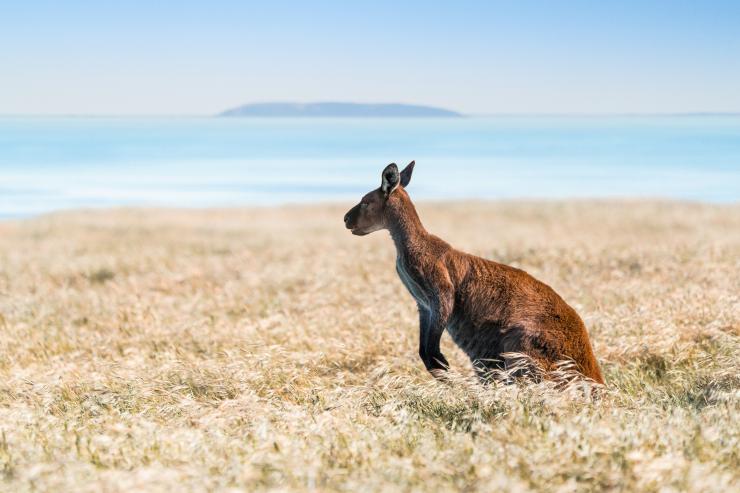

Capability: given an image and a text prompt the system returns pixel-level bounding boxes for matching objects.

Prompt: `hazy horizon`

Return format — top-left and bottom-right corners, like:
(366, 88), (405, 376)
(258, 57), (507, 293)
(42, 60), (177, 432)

(2, 1), (740, 115)
(3, 106), (740, 118)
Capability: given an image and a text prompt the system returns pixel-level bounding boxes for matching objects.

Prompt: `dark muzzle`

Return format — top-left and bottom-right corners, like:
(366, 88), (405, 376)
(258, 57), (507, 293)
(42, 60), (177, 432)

(344, 204), (360, 229)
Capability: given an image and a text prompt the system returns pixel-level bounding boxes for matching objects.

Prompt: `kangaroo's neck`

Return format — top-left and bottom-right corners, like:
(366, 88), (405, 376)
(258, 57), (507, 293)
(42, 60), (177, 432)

(386, 192), (428, 258)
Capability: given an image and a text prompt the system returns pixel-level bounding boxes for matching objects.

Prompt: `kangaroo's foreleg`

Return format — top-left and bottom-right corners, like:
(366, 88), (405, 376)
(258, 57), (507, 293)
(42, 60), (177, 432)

(418, 287), (452, 377)
(418, 306), (448, 373)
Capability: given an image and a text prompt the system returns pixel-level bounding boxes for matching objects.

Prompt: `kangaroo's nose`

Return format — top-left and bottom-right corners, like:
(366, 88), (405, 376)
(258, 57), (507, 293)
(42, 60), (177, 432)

(343, 213), (350, 225)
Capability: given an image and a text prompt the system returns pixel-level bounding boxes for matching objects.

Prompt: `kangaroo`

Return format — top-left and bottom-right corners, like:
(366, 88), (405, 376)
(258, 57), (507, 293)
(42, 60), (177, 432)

(343, 161), (604, 384)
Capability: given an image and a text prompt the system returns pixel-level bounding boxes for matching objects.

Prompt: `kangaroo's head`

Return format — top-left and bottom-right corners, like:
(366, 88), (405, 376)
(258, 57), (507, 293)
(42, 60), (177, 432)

(344, 161), (415, 235)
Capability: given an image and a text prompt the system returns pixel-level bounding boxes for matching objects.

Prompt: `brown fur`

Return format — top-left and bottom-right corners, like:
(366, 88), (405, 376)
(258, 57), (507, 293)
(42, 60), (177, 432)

(344, 162), (604, 384)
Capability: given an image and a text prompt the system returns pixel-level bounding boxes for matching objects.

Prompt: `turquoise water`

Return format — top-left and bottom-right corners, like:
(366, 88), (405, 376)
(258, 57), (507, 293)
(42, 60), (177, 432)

(1, 116), (738, 217)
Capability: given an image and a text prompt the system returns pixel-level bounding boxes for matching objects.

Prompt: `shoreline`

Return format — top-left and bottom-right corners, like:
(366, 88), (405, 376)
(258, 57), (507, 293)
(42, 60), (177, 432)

(2, 197), (738, 222)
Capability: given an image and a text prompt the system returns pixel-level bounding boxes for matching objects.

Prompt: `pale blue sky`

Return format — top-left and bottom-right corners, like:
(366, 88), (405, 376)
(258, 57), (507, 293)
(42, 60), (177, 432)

(1, 1), (739, 115)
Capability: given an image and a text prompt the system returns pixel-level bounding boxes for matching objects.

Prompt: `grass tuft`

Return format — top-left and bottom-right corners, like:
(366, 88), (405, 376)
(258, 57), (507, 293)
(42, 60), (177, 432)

(86, 267), (116, 284)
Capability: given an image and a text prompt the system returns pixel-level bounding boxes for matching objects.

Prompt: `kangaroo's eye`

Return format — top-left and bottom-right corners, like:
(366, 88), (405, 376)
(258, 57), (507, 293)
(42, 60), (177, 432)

(360, 202), (368, 209)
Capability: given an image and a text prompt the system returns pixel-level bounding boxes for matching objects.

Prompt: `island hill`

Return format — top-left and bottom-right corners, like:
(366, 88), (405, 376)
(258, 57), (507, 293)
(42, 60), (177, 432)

(219, 102), (462, 118)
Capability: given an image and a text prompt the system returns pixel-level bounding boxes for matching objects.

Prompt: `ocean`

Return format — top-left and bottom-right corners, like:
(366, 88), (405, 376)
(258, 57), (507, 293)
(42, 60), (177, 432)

(1, 115), (738, 218)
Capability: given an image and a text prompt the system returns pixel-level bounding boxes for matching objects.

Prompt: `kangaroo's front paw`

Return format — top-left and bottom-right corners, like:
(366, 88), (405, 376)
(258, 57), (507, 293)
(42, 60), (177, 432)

(429, 368), (450, 381)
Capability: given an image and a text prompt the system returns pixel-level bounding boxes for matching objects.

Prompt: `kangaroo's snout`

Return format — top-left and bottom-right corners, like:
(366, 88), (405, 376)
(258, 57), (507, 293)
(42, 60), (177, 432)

(344, 203), (360, 230)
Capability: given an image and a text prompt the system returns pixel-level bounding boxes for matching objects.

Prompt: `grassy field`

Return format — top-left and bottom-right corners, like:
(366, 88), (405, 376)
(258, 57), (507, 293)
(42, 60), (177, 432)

(0, 201), (738, 492)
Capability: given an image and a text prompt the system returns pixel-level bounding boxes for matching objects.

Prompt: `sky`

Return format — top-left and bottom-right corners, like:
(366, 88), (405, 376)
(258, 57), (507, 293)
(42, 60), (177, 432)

(1, 1), (739, 115)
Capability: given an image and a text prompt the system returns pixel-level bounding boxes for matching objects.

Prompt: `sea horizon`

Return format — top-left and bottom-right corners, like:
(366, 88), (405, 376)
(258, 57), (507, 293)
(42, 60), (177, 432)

(3, 112), (740, 118)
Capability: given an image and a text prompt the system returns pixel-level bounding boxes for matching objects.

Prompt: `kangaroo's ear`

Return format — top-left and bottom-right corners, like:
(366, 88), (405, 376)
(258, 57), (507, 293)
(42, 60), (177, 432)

(400, 160), (415, 187)
(381, 163), (400, 196)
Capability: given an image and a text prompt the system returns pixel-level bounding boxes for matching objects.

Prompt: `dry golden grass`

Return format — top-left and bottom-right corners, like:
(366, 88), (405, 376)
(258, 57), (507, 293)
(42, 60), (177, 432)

(0, 200), (738, 492)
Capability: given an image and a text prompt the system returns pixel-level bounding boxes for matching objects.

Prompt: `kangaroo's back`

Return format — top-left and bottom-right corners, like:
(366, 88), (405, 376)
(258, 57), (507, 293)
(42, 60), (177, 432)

(436, 248), (604, 383)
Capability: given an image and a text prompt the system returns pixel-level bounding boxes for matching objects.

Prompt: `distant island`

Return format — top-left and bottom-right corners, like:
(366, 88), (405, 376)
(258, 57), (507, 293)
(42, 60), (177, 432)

(219, 102), (462, 118)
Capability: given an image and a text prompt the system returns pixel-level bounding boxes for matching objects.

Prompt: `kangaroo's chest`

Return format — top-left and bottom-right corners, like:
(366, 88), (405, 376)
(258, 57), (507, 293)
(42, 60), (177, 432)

(396, 257), (432, 310)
